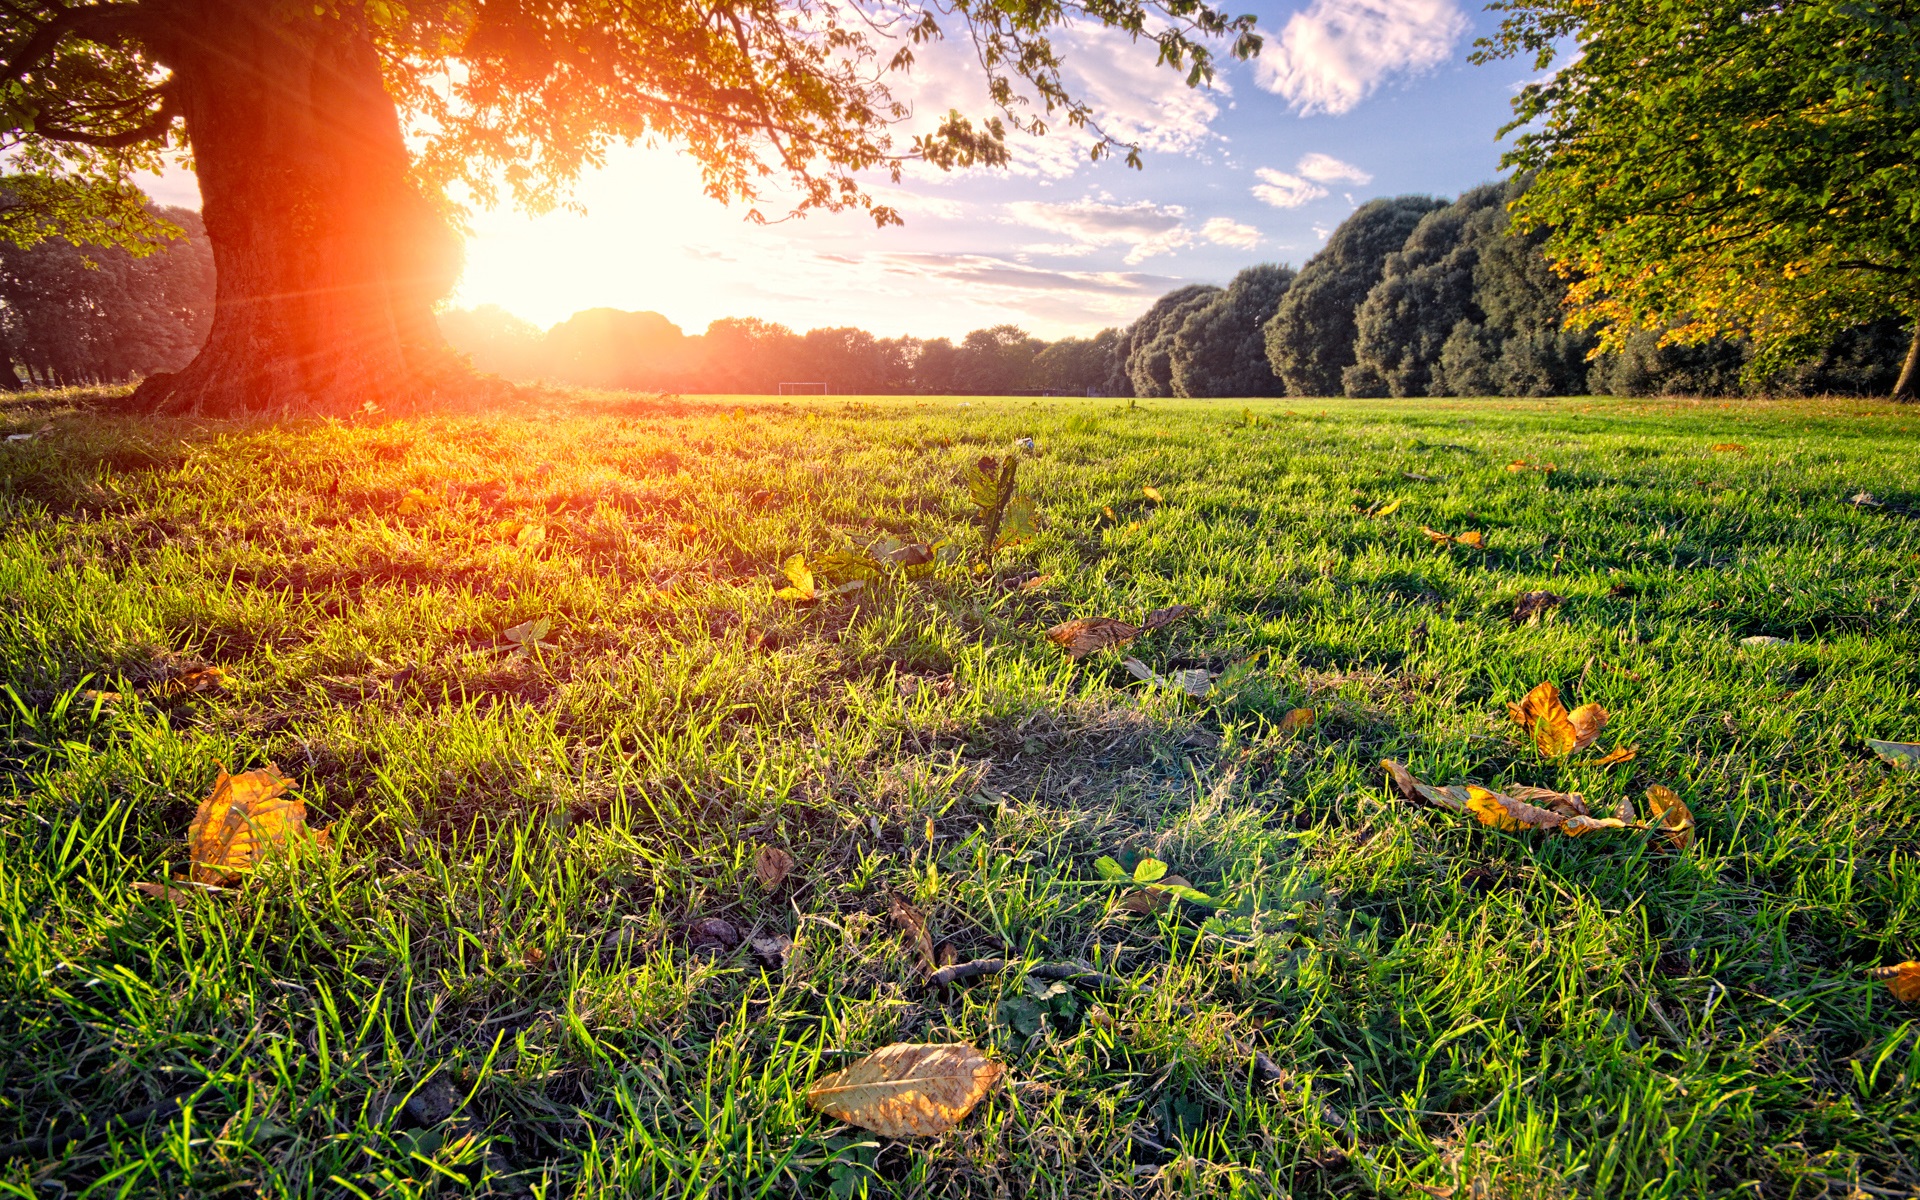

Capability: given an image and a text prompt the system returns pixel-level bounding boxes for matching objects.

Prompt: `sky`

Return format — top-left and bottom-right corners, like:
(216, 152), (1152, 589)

(141, 0), (1533, 343)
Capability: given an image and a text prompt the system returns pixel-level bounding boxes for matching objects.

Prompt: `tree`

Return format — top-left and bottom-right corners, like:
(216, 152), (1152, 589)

(0, 0), (1260, 417)
(1125, 283), (1220, 397)
(1264, 196), (1444, 396)
(952, 324), (1043, 394)
(1034, 327), (1126, 395)
(1168, 264), (1292, 397)
(1477, 0), (1920, 400)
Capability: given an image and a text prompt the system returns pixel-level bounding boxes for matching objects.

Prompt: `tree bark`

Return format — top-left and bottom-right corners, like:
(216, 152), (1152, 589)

(133, 6), (473, 416)
(1895, 320), (1920, 403)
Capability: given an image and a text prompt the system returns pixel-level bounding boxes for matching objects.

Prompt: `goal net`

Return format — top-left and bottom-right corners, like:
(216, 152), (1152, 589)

(778, 382), (828, 396)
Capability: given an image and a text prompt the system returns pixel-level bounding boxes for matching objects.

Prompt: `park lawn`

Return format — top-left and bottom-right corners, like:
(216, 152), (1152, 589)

(1, 387), (1918, 1200)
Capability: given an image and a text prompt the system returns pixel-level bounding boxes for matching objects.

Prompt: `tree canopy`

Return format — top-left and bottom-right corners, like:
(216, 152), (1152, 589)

(1478, 0), (1920, 399)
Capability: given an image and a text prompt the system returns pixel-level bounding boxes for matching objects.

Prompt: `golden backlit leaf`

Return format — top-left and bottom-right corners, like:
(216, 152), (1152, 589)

(1141, 604), (1193, 632)
(774, 553), (817, 602)
(186, 763), (317, 885)
(1047, 617), (1139, 659)
(1508, 682), (1608, 758)
(1372, 497), (1403, 518)
(1279, 708), (1314, 733)
(1507, 460), (1530, 472)
(1142, 486), (1164, 503)
(1421, 526), (1453, 545)
(966, 458), (1003, 510)
(1867, 739), (1920, 768)
(806, 1042), (1003, 1137)
(755, 845), (795, 892)
(1454, 530), (1486, 549)
(993, 496), (1038, 551)
(1465, 785), (1564, 833)
(890, 896), (937, 975)
(1593, 744), (1639, 766)
(1645, 785), (1694, 849)
(1381, 759), (1469, 814)
(1868, 961), (1920, 1002)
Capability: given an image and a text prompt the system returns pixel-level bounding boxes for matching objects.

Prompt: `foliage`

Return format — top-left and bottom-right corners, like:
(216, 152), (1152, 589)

(1477, 0), (1920, 390)
(1264, 195), (1445, 397)
(1123, 283), (1220, 398)
(1033, 327), (1128, 397)
(1169, 263), (1295, 398)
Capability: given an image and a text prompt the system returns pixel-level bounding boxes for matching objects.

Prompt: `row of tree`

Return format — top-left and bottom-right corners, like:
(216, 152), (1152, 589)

(436, 178), (1907, 398)
(0, 204), (213, 389)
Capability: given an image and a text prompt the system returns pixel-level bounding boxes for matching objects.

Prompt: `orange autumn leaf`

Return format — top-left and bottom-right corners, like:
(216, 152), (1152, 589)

(1279, 707), (1314, 733)
(1465, 786), (1565, 833)
(806, 1042), (1002, 1137)
(1046, 617), (1139, 659)
(187, 763), (322, 885)
(1869, 961), (1920, 1003)
(1592, 744), (1639, 766)
(1508, 681), (1608, 758)
(1644, 785), (1694, 849)
(1455, 530), (1486, 549)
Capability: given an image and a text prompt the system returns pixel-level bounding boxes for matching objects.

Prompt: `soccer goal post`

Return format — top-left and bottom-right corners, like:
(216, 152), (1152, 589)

(778, 382), (828, 396)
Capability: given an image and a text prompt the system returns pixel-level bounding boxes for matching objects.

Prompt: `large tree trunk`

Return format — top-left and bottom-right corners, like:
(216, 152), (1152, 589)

(1895, 321), (1920, 403)
(135, 7), (471, 416)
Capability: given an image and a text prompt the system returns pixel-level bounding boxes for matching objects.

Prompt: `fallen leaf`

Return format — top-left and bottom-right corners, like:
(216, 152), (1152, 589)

(1371, 497), (1403, 518)
(1592, 744), (1639, 767)
(806, 1042), (1003, 1137)
(1119, 873), (1195, 913)
(890, 897), (937, 975)
(675, 522), (703, 541)
(1560, 815), (1629, 836)
(1644, 785), (1694, 849)
(131, 880), (220, 904)
(1455, 530), (1486, 549)
(750, 934), (793, 969)
(774, 553), (818, 602)
(1740, 635), (1785, 647)
(146, 666), (227, 700)
(1142, 486), (1164, 503)
(1613, 794), (1637, 824)
(503, 618), (556, 652)
(755, 845), (795, 892)
(1381, 760), (1470, 815)
(1402, 471), (1443, 482)
(187, 763), (317, 885)
(1465, 786), (1565, 833)
(1141, 604), (1193, 632)
(1507, 784), (1589, 818)
(882, 541), (937, 568)
(1506, 460), (1530, 472)
(1279, 708), (1314, 733)
(1122, 657), (1212, 699)
(1420, 526), (1453, 545)
(1868, 738), (1920, 768)
(687, 917), (740, 952)
(79, 688), (125, 705)
(1047, 617), (1139, 659)
(1710, 443), (1748, 453)
(1868, 961), (1920, 1002)
(1508, 681), (1608, 758)
(1849, 491), (1884, 508)
(1511, 591), (1565, 625)
(1018, 573), (1051, 591)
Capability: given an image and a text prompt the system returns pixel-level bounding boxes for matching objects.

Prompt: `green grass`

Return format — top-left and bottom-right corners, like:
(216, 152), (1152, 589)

(3, 388), (1918, 1199)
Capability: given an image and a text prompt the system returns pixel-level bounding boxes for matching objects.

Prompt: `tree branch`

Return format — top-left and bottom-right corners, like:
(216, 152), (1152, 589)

(0, 2), (146, 87)
(31, 88), (174, 146)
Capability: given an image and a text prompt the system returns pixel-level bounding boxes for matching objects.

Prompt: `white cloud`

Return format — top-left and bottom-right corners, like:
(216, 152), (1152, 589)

(1252, 0), (1469, 116)
(1251, 168), (1326, 209)
(1004, 197), (1194, 263)
(1295, 152), (1372, 184)
(1201, 217), (1263, 250)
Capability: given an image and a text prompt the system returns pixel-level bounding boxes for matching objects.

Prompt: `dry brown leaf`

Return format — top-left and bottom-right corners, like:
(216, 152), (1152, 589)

(187, 763), (318, 885)
(147, 666), (228, 701)
(131, 880), (220, 904)
(1508, 681), (1608, 758)
(1046, 617), (1139, 659)
(1119, 873), (1194, 913)
(1613, 794), (1637, 824)
(1279, 708), (1314, 733)
(1465, 786), (1565, 833)
(1420, 526), (1453, 545)
(890, 897), (937, 975)
(1560, 815), (1630, 837)
(1869, 961), (1920, 1002)
(1645, 785), (1694, 849)
(1381, 759), (1470, 814)
(755, 845), (795, 892)
(806, 1042), (1003, 1137)
(1141, 604), (1193, 632)
(1507, 784), (1588, 818)
(1592, 744), (1639, 766)
(1511, 591), (1565, 625)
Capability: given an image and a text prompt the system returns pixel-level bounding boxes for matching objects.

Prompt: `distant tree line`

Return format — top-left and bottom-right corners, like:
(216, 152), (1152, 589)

(0, 199), (213, 389)
(441, 177), (1907, 398)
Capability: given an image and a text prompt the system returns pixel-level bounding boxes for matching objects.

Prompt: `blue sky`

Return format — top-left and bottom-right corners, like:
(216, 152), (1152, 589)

(145, 1), (1532, 342)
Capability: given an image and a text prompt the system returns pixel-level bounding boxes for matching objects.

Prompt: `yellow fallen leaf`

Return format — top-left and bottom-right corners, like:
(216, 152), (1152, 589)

(1046, 617), (1139, 659)
(1644, 785), (1694, 849)
(1710, 443), (1748, 453)
(807, 1042), (1002, 1137)
(1508, 681), (1608, 758)
(1592, 744), (1639, 766)
(1507, 460), (1530, 472)
(1279, 708), (1314, 733)
(1381, 759), (1469, 814)
(1511, 591), (1565, 625)
(1464, 786), (1564, 833)
(1869, 961), (1920, 1002)
(1372, 498), (1403, 518)
(755, 845), (795, 892)
(1420, 526), (1453, 545)
(774, 553), (817, 602)
(1142, 486), (1164, 503)
(1561, 815), (1629, 836)
(187, 763), (320, 885)
(1507, 784), (1589, 818)
(515, 522), (546, 549)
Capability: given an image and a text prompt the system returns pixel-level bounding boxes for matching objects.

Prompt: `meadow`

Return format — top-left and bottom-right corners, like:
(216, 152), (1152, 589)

(2, 388), (1918, 1199)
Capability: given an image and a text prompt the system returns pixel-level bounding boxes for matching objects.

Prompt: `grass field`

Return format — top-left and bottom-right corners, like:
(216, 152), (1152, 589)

(3, 388), (1919, 1199)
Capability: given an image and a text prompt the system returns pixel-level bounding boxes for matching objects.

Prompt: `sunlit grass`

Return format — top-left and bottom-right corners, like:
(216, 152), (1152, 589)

(2, 389), (1918, 1198)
